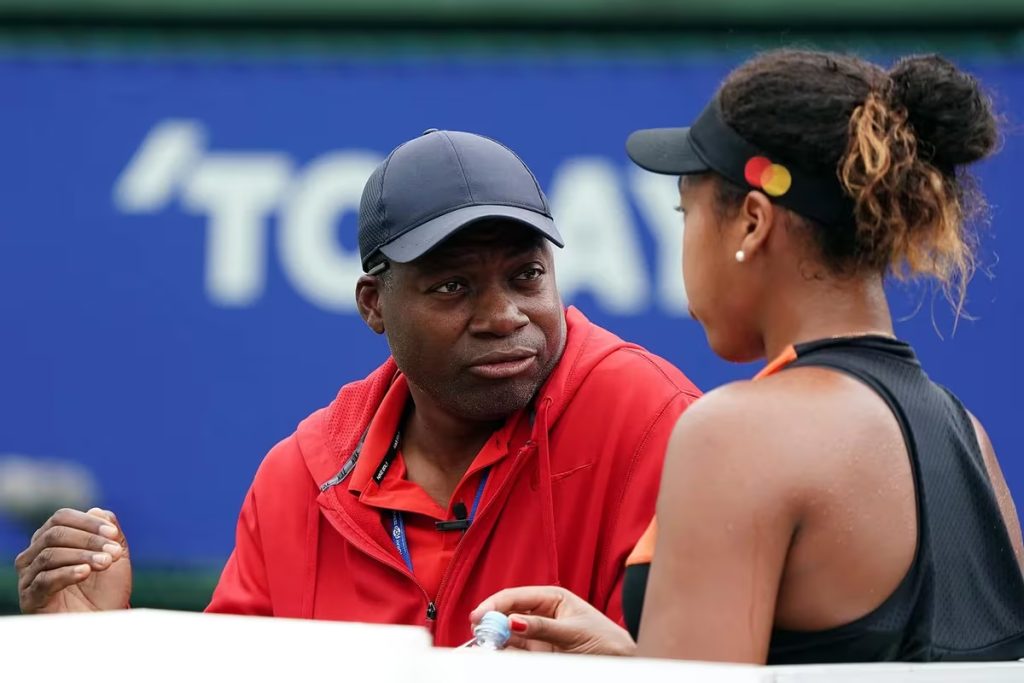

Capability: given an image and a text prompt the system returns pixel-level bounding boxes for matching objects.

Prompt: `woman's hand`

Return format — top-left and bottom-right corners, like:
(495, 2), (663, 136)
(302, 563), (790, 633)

(471, 586), (636, 656)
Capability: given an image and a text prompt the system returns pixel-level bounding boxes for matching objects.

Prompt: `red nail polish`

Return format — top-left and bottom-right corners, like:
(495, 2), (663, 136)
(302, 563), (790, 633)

(510, 617), (528, 633)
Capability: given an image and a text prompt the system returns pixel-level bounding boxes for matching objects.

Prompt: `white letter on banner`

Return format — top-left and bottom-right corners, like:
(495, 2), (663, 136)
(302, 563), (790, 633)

(278, 152), (383, 313)
(629, 168), (689, 316)
(180, 154), (292, 307)
(547, 159), (649, 314)
(113, 120), (206, 213)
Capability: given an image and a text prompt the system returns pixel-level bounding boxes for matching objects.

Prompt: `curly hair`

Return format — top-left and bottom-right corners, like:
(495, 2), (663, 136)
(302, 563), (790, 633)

(713, 50), (998, 311)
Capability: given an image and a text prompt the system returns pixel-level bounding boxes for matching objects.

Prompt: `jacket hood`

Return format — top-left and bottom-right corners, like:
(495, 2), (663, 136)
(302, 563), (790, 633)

(297, 306), (641, 488)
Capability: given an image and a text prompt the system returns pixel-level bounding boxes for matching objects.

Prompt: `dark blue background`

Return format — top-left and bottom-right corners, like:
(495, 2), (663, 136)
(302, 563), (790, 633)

(1, 54), (1020, 566)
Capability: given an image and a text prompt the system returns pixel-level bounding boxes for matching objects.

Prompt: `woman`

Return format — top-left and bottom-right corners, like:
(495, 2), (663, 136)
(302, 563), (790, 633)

(471, 50), (1024, 663)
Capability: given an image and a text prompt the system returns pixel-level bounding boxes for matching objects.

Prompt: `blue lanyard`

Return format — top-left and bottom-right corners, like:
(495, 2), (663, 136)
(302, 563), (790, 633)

(390, 468), (490, 574)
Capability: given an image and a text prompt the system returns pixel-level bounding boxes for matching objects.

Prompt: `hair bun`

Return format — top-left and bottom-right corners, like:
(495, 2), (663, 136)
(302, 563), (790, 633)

(888, 55), (998, 171)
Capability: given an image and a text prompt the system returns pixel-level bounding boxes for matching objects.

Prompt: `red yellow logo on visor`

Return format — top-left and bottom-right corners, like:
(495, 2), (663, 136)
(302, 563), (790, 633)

(744, 156), (792, 197)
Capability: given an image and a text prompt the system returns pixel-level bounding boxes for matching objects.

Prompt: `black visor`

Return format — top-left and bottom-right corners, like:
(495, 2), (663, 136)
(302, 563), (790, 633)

(627, 98), (854, 227)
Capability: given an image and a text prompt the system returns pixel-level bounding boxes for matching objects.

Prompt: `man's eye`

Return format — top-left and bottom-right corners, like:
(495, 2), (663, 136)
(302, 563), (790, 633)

(432, 281), (466, 294)
(516, 267), (544, 281)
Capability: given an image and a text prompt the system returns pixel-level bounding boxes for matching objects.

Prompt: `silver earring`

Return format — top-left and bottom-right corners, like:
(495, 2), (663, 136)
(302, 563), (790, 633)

(735, 250), (746, 263)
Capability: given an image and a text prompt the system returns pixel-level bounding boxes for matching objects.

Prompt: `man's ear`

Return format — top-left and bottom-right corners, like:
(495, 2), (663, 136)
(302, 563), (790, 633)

(735, 190), (776, 260)
(356, 275), (386, 334)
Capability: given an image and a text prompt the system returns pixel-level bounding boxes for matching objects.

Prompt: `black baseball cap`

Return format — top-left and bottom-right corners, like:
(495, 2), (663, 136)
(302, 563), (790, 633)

(358, 129), (564, 272)
(626, 98), (854, 227)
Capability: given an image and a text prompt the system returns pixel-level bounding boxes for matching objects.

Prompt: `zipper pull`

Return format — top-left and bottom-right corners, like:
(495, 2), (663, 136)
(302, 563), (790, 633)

(426, 601), (437, 621)
(516, 440), (536, 458)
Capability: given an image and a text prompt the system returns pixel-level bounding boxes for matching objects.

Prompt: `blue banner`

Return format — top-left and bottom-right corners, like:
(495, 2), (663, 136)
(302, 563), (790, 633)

(1, 54), (1021, 565)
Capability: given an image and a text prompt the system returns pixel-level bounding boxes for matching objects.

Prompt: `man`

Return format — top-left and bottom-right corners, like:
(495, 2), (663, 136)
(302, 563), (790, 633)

(15, 130), (701, 645)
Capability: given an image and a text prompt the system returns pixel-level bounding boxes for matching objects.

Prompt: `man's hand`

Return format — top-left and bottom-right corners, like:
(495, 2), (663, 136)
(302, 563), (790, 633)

(15, 507), (132, 613)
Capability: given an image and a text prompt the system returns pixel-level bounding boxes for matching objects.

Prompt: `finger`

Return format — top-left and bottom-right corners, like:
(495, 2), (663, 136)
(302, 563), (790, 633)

(18, 546), (108, 593)
(86, 508), (128, 548)
(24, 547), (115, 585)
(21, 564), (91, 613)
(30, 508), (120, 546)
(504, 636), (555, 652)
(19, 525), (124, 574)
(504, 613), (585, 650)
(504, 633), (542, 651)
(470, 586), (569, 624)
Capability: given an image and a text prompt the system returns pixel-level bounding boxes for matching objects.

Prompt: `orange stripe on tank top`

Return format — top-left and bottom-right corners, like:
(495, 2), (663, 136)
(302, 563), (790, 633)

(753, 344), (798, 381)
(627, 518), (657, 566)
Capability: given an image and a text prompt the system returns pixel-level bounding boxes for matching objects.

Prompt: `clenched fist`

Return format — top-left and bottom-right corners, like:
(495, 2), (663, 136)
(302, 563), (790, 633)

(15, 507), (132, 613)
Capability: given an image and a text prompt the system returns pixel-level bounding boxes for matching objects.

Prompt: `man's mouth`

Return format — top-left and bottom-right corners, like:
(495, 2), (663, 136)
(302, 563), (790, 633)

(466, 350), (539, 380)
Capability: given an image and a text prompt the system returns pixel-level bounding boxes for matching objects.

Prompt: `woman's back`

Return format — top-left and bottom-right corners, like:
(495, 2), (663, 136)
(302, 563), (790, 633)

(761, 335), (1024, 661)
(623, 335), (1024, 662)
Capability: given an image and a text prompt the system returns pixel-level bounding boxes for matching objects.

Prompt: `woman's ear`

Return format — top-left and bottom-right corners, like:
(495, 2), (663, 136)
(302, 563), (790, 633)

(735, 190), (776, 260)
(356, 275), (386, 335)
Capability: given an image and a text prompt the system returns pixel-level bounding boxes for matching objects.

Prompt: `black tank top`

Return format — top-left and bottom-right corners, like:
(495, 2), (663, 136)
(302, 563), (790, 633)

(622, 336), (1024, 662)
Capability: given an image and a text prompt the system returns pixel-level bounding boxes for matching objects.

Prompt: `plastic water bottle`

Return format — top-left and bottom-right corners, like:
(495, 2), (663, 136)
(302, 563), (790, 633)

(464, 611), (512, 650)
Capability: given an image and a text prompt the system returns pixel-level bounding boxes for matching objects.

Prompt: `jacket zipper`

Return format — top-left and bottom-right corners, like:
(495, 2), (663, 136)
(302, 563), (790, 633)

(429, 440), (536, 631)
(362, 535), (438, 626)
(320, 437), (538, 633)
(318, 492), (437, 626)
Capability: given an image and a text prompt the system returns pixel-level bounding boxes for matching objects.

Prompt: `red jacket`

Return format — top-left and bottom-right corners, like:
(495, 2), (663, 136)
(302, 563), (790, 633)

(206, 307), (700, 645)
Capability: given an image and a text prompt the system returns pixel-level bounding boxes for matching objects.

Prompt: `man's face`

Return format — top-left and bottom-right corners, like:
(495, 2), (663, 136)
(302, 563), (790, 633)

(367, 220), (566, 422)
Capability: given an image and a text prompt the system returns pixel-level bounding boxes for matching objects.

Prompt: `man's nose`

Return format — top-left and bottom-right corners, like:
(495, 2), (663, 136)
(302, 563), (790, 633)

(468, 285), (529, 337)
